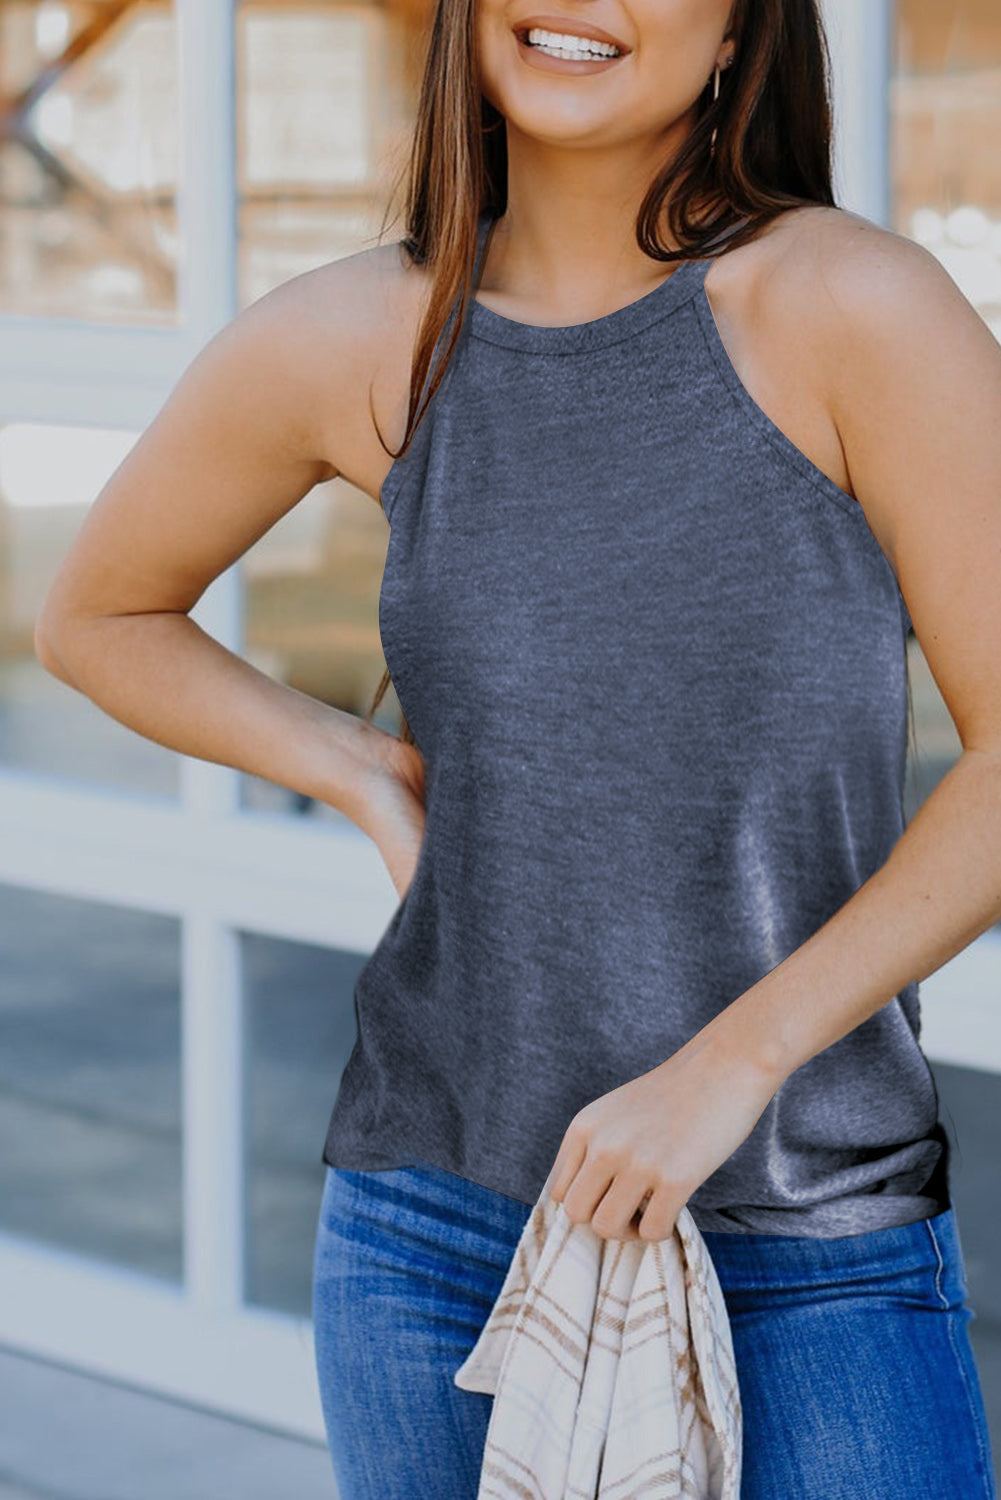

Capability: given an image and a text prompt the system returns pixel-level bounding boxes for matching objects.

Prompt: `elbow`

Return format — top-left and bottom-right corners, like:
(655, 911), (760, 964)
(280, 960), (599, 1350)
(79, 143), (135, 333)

(33, 610), (79, 686)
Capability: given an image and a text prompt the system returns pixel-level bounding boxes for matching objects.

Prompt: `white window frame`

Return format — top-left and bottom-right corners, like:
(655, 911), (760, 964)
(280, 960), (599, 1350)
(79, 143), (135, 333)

(0, 0), (996, 1441)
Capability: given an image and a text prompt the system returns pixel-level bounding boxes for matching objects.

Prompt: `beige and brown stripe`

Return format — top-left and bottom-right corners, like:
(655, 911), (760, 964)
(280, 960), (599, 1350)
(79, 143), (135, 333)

(454, 1189), (741, 1498)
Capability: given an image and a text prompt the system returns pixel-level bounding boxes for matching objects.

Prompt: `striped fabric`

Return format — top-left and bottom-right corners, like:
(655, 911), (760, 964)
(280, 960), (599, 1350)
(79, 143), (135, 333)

(453, 1188), (742, 1499)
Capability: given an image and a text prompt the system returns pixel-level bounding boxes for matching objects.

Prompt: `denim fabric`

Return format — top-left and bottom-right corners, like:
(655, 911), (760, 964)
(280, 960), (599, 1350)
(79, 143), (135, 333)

(312, 1161), (996, 1500)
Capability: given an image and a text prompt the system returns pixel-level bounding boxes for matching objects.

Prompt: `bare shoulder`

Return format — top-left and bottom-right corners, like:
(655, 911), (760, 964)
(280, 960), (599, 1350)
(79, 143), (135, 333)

(740, 201), (931, 286)
(256, 232), (429, 503)
(784, 203), (1001, 423)
(715, 202), (972, 343)
(709, 203), (1000, 513)
(761, 202), (992, 376)
(773, 208), (1001, 750)
(697, 204), (865, 503)
(759, 204), (1001, 575)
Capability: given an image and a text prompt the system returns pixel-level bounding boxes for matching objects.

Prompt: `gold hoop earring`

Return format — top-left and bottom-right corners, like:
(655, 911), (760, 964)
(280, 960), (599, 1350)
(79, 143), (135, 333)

(709, 55), (731, 159)
(709, 64), (721, 158)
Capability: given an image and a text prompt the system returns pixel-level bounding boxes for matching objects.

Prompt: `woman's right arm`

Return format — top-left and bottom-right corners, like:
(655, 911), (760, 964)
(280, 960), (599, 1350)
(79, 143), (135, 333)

(34, 247), (426, 894)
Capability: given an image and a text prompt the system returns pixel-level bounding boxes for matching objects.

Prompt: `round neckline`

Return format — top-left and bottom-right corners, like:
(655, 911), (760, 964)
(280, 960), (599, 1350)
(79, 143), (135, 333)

(467, 212), (710, 354)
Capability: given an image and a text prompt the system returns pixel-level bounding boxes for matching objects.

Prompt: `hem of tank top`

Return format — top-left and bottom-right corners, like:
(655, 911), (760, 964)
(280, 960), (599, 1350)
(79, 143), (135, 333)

(321, 1144), (539, 1209)
(318, 1142), (951, 1236)
(690, 1193), (953, 1241)
(911, 1028), (950, 1207)
(692, 281), (913, 624)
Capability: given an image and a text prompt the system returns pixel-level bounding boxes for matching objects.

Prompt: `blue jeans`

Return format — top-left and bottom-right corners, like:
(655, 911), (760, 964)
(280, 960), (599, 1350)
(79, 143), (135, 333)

(311, 1161), (997, 1498)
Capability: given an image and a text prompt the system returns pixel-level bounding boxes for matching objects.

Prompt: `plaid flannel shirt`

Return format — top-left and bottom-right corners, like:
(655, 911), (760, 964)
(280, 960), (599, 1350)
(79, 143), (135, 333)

(454, 1187), (742, 1499)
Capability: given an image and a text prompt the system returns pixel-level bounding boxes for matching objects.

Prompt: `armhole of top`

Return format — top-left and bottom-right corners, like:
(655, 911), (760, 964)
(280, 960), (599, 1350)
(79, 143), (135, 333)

(694, 281), (916, 643)
(899, 593), (914, 639)
(379, 327), (442, 527)
(380, 213), (495, 526)
(693, 278), (862, 519)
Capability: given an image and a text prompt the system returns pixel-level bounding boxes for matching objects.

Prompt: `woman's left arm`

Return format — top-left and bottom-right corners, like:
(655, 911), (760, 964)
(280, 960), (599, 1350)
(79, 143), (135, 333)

(547, 219), (1001, 1241)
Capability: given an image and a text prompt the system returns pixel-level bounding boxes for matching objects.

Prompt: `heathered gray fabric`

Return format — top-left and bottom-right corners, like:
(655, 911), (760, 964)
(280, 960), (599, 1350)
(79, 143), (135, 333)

(322, 208), (951, 1236)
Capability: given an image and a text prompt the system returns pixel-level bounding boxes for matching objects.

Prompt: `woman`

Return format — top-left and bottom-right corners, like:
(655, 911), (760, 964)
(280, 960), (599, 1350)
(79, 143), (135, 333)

(36, 0), (999, 1495)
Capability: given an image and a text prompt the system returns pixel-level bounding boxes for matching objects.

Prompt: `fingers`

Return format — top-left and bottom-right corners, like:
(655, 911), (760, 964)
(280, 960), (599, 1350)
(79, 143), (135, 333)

(628, 1185), (679, 1242)
(550, 1152), (679, 1242)
(544, 1132), (588, 1201)
(545, 1117), (683, 1242)
(588, 1175), (651, 1241)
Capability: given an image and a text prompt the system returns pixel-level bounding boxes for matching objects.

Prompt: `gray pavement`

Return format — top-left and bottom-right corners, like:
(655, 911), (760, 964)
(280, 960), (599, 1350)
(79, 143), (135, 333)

(0, 1345), (336, 1500)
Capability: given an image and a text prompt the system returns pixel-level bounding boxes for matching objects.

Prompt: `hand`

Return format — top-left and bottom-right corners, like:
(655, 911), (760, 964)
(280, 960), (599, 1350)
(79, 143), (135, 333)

(359, 735), (427, 901)
(544, 1021), (782, 1242)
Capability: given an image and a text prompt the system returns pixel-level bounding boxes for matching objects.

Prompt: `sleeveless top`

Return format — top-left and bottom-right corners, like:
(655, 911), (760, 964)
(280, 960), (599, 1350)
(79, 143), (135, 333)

(321, 208), (951, 1236)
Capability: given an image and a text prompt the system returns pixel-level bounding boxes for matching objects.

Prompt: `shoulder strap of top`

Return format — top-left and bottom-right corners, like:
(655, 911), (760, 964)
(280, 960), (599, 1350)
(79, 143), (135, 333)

(437, 209), (496, 353)
(399, 213), (496, 462)
(416, 213), (495, 400)
(657, 216), (758, 304)
(473, 209), (495, 286)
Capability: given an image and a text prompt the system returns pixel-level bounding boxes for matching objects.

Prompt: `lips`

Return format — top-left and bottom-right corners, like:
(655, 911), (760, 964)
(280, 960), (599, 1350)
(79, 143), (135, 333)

(513, 15), (631, 54)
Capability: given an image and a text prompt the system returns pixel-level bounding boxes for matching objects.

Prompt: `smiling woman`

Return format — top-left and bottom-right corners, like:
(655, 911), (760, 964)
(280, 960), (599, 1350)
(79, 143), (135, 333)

(310, 0), (998, 1492)
(30, 0), (999, 1493)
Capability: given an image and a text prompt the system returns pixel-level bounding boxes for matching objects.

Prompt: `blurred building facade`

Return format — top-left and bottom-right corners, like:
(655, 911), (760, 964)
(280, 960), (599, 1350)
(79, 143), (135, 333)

(0, 0), (998, 1445)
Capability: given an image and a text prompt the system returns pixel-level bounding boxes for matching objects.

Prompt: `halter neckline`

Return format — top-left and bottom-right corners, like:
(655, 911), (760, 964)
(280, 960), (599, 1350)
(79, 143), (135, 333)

(466, 209), (711, 354)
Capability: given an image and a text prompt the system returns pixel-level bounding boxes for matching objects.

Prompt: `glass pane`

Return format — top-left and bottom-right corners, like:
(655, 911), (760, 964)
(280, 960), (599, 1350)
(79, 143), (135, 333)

(235, 0), (418, 303)
(0, 881), (183, 1281)
(0, 0), (180, 323)
(891, 0), (1001, 815)
(235, 0), (421, 814)
(1, 419), (180, 795)
(240, 475), (397, 815)
(892, 0), (1001, 339)
(243, 929), (368, 1315)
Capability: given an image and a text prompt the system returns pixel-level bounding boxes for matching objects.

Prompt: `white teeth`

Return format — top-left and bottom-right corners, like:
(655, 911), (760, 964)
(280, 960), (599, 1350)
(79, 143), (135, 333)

(525, 26), (621, 58)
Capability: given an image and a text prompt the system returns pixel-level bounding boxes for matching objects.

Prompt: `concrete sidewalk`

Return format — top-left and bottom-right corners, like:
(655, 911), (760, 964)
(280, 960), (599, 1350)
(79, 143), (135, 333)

(0, 1344), (336, 1500)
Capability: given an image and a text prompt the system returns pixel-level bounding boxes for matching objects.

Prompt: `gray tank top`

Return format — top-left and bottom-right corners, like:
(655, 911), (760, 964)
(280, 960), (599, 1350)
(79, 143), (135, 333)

(322, 208), (951, 1236)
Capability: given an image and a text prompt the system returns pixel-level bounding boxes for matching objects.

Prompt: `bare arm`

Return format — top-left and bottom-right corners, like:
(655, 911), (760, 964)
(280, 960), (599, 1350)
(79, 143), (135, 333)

(547, 214), (1001, 1242)
(698, 218), (1001, 1084)
(34, 248), (422, 883)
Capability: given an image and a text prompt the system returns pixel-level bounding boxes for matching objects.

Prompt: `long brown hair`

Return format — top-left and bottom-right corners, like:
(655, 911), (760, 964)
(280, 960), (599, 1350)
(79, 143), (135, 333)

(364, 0), (841, 745)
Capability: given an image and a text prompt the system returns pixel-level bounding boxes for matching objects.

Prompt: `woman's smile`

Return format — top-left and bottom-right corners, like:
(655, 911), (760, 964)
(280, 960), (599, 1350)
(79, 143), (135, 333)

(513, 18), (630, 74)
